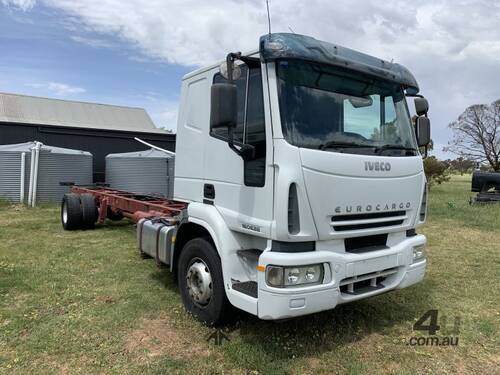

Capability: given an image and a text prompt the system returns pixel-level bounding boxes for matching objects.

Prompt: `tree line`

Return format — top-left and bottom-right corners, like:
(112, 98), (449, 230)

(424, 99), (499, 189)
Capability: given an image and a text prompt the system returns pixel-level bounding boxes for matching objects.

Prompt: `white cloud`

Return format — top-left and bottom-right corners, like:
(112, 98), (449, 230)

(70, 35), (113, 49)
(25, 81), (86, 96)
(4, 0), (500, 153)
(1, 0), (35, 10)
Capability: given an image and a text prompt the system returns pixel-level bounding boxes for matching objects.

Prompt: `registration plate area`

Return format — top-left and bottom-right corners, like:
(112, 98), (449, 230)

(345, 254), (401, 278)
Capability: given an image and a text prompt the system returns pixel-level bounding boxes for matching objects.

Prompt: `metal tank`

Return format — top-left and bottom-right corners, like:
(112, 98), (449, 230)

(0, 141), (92, 204)
(105, 148), (175, 198)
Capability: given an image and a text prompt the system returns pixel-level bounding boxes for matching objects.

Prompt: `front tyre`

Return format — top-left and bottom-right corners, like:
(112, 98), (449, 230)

(178, 238), (231, 326)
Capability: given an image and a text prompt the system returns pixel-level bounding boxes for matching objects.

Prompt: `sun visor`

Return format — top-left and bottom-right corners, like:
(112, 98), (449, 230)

(260, 33), (419, 94)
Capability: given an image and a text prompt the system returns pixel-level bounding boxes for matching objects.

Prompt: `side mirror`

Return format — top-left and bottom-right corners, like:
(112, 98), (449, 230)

(414, 97), (429, 116)
(210, 83), (237, 130)
(415, 116), (431, 147)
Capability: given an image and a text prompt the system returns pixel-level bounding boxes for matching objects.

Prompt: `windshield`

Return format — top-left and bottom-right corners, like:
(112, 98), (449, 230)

(276, 60), (419, 156)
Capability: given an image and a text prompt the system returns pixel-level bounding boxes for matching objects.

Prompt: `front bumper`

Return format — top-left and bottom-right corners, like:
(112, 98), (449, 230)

(257, 235), (426, 320)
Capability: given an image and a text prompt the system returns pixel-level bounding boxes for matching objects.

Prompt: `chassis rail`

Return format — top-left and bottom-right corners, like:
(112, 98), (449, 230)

(70, 186), (188, 224)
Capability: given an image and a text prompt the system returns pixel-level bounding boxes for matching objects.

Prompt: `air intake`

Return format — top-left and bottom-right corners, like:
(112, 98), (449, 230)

(419, 184), (427, 222)
(288, 183), (300, 234)
(331, 211), (407, 231)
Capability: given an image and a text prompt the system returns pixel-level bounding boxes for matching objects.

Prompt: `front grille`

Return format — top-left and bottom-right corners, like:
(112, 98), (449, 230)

(332, 210), (407, 231)
(345, 234), (388, 253)
(340, 267), (399, 295)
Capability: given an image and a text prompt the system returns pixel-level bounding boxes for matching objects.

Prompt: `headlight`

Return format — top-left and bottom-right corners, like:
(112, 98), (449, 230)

(266, 264), (324, 288)
(412, 245), (426, 262)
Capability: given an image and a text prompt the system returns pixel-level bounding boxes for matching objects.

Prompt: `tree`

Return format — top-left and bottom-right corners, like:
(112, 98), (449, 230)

(424, 156), (450, 190)
(445, 100), (500, 171)
(445, 157), (476, 175)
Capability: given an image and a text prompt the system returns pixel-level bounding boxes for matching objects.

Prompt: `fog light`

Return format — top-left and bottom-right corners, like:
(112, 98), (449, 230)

(412, 245), (426, 262)
(266, 264), (324, 288)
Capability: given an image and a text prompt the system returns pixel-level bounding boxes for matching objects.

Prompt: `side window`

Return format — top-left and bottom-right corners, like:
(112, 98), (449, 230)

(211, 66), (248, 143)
(244, 69), (266, 187)
(381, 96), (402, 144)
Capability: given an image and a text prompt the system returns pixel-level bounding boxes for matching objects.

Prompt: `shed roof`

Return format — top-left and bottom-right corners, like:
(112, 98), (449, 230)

(0, 92), (168, 134)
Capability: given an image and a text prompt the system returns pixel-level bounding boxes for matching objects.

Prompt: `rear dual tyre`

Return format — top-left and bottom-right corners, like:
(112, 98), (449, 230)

(61, 193), (82, 230)
(61, 193), (97, 230)
(80, 194), (97, 229)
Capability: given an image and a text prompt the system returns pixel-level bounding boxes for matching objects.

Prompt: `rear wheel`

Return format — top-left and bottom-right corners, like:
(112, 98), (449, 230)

(80, 193), (97, 229)
(178, 238), (231, 326)
(61, 193), (82, 230)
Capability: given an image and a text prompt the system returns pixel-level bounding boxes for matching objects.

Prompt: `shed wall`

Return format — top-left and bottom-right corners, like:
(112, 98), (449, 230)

(0, 122), (176, 182)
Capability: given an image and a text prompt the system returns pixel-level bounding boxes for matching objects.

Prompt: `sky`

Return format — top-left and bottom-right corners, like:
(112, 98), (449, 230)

(1, 0), (499, 159)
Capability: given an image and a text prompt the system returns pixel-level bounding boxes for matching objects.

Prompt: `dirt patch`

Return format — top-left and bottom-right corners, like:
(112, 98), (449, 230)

(95, 295), (115, 304)
(125, 318), (211, 361)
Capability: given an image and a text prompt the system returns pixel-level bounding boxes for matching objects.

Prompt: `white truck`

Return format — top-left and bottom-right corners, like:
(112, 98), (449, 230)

(63, 33), (431, 325)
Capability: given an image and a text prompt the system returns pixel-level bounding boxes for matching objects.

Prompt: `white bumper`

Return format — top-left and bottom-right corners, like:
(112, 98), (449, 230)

(257, 235), (426, 320)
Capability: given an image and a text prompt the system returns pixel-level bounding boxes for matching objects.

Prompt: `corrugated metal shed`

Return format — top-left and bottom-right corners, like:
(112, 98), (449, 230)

(0, 92), (167, 134)
(106, 148), (175, 198)
(0, 141), (92, 203)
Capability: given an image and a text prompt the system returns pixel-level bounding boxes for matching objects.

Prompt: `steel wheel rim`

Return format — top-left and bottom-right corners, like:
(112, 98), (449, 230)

(186, 258), (213, 307)
(62, 201), (68, 224)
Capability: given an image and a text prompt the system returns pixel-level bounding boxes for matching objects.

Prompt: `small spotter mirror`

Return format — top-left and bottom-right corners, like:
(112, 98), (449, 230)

(219, 62), (241, 81)
(414, 97), (429, 116)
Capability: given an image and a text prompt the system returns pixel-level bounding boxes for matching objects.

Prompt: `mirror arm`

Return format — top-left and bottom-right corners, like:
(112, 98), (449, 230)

(227, 126), (254, 160)
(405, 93), (424, 98)
(227, 126), (239, 154)
(226, 52), (242, 83)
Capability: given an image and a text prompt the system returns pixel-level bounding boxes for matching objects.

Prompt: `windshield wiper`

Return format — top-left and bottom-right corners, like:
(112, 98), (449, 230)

(375, 144), (418, 154)
(319, 141), (375, 150)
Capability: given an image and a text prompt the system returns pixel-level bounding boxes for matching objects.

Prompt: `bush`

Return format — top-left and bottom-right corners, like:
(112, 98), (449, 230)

(424, 156), (451, 190)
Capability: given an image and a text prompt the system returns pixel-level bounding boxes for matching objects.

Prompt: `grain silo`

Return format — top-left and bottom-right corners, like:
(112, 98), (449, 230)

(0, 141), (92, 204)
(105, 148), (175, 198)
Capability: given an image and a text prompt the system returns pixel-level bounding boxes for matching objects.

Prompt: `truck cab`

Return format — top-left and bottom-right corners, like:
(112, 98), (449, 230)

(172, 33), (431, 324)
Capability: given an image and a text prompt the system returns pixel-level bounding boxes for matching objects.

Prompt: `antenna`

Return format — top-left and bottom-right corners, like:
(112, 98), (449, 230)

(266, 0), (272, 35)
(288, 26), (295, 34)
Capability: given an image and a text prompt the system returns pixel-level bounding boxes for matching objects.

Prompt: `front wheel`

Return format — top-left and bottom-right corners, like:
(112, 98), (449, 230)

(178, 238), (231, 326)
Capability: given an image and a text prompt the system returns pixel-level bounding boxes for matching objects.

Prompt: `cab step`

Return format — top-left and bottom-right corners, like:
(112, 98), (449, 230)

(232, 281), (258, 298)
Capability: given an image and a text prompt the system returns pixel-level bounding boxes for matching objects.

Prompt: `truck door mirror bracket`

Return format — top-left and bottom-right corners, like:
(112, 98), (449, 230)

(210, 51), (256, 162)
(238, 144), (255, 161)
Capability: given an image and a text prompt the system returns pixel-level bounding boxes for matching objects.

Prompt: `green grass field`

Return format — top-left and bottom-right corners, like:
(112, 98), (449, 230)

(0, 175), (498, 374)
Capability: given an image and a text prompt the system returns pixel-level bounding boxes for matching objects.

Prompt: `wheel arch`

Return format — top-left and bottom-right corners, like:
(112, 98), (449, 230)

(172, 221), (216, 280)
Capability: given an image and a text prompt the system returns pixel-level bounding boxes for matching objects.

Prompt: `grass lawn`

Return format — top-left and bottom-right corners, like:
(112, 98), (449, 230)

(0, 175), (498, 374)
